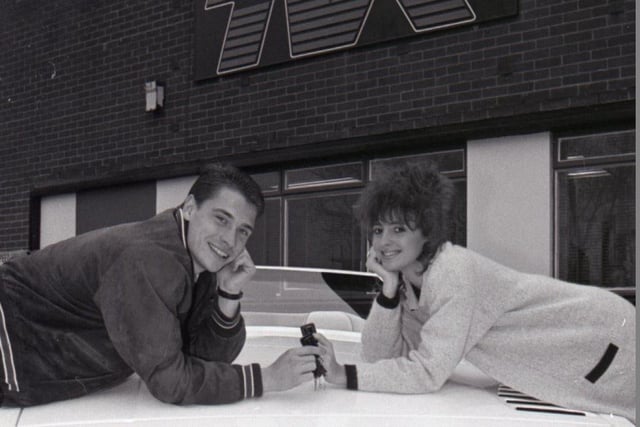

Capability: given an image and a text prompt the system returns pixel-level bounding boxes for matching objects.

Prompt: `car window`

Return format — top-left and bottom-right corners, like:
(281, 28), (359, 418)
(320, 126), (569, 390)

(243, 267), (381, 321)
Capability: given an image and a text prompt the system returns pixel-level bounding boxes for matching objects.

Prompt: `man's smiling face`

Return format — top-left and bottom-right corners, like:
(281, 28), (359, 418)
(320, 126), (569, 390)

(182, 186), (257, 276)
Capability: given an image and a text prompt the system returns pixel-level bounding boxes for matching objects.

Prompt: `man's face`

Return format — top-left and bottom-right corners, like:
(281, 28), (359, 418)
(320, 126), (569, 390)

(182, 186), (257, 276)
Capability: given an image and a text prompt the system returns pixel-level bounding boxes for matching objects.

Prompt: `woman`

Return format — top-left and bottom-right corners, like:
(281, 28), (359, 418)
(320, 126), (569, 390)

(316, 162), (636, 422)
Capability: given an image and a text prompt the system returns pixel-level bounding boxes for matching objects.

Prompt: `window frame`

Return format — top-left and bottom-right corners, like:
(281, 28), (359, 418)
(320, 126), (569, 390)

(552, 128), (635, 290)
(250, 145), (467, 270)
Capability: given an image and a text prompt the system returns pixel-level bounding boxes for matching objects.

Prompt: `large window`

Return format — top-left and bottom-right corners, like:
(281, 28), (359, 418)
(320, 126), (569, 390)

(247, 148), (467, 271)
(554, 130), (635, 289)
(286, 192), (362, 270)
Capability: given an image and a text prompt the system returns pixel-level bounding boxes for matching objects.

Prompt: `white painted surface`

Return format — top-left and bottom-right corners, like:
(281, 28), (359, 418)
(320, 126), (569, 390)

(15, 327), (630, 427)
(39, 193), (76, 248)
(467, 133), (552, 275)
(155, 175), (197, 214)
(0, 408), (21, 427)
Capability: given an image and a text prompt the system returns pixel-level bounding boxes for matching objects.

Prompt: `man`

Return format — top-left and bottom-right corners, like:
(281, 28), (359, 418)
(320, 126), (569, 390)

(0, 163), (321, 406)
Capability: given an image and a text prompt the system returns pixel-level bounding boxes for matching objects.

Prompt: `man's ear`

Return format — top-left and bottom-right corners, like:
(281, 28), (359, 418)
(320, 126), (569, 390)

(181, 194), (196, 220)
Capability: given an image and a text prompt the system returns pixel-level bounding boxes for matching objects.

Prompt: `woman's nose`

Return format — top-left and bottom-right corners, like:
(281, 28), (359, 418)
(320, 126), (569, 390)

(378, 229), (392, 245)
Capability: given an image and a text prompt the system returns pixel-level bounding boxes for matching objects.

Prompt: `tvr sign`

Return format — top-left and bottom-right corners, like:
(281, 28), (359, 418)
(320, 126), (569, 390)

(194, 0), (517, 80)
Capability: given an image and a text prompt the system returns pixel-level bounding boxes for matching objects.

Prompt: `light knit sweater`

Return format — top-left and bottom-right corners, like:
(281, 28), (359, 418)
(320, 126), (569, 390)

(355, 243), (636, 422)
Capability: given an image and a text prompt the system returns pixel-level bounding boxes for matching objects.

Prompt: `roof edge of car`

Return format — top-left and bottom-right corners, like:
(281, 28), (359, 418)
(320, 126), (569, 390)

(256, 265), (381, 278)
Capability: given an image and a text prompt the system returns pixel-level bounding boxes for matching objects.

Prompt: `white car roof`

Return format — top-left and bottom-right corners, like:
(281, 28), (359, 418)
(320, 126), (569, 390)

(12, 327), (633, 427)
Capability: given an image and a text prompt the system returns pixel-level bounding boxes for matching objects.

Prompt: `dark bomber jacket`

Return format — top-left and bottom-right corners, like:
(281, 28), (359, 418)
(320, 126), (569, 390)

(0, 209), (262, 406)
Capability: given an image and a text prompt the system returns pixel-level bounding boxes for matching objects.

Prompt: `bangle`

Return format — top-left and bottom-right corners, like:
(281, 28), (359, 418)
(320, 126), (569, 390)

(217, 287), (243, 300)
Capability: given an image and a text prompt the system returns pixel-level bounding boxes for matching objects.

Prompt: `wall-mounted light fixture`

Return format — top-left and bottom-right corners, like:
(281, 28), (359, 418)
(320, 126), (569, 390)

(144, 81), (164, 112)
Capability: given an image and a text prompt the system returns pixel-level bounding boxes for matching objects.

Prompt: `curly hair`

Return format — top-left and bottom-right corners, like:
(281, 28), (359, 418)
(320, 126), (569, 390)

(188, 163), (265, 216)
(355, 161), (455, 271)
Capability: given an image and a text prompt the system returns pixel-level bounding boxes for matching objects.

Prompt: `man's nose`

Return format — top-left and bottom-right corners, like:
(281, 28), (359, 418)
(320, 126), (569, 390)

(220, 226), (236, 248)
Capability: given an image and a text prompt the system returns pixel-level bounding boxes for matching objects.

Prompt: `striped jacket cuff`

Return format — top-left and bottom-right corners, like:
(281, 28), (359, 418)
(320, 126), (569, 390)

(0, 300), (20, 393)
(236, 363), (263, 399)
(211, 300), (243, 338)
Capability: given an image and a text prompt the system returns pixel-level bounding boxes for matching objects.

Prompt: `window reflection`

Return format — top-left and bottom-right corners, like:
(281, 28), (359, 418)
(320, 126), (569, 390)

(558, 130), (634, 161)
(285, 163), (363, 190)
(246, 198), (282, 266)
(370, 149), (465, 178)
(556, 164), (635, 287)
(286, 192), (362, 270)
(251, 171), (280, 194)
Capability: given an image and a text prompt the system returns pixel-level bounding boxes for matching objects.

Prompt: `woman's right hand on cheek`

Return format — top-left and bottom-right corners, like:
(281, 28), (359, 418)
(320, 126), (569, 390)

(366, 248), (400, 298)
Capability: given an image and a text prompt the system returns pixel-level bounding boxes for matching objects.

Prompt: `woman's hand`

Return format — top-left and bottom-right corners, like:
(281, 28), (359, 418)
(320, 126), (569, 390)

(315, 333), (347, 387)
(366, 248), (400, 298)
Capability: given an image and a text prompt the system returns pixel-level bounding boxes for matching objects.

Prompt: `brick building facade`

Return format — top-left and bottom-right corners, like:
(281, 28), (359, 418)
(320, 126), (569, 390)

(0, 0), (635, 266)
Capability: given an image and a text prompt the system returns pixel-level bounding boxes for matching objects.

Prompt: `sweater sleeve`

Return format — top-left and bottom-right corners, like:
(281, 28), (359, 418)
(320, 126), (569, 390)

(354, 253), (480, 394)
(360, 292), (408, 362)
(94, 247), (261, 405)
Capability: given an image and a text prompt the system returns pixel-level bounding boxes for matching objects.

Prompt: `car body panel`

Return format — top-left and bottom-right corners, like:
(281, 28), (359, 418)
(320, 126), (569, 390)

(7, 266), (634, 426)
(0, 408), (20, 427)
(14, 328), (633, 427)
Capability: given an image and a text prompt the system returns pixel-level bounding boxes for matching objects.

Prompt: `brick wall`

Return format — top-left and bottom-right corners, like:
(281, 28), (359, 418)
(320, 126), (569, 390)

(0, 0), (635, 251)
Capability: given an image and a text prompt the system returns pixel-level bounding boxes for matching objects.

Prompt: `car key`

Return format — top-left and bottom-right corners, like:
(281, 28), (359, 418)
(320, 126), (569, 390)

(299, 322), (326, 390)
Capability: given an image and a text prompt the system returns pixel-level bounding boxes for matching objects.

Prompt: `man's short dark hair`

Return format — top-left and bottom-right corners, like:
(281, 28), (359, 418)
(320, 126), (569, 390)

(188, 163), (265, 216)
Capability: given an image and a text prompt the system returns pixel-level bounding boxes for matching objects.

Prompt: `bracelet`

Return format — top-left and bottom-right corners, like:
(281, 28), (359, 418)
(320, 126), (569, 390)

(217, 287), (243, 300)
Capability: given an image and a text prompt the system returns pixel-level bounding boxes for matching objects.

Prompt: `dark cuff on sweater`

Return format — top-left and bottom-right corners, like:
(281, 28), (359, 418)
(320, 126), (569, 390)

(211, 299), (243, 338)
(235, 363), (263, 399)
(345, 364), (358, 390)
(376, 292), (400, 309)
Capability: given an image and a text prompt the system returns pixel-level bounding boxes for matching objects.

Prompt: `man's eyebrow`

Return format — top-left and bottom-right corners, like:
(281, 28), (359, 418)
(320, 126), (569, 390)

(212, 208), (233, 218)
(212, 208), (254, 232)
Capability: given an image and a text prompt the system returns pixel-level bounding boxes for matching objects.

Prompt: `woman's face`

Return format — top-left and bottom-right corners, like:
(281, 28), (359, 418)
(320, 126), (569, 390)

(370, 218), (427, 274)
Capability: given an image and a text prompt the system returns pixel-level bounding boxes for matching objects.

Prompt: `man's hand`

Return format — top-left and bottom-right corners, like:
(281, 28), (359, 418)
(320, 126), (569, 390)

(217, 249), (255, 295)
(216, 249), (255, 318)
(315, 334), (347, 386)
(262, 346), (323, 392)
